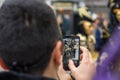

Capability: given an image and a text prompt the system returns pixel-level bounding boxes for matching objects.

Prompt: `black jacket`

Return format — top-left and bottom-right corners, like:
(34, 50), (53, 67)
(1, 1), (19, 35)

(0, 71), (56, 80)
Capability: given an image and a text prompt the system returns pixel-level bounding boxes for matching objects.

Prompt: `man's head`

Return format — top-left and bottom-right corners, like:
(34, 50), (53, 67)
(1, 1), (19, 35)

(0, 0), (63, 74)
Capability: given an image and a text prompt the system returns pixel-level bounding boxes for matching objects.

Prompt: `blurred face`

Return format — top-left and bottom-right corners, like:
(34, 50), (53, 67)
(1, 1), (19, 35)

(114, 9), (120, 22)
(83, 21), (93, 35)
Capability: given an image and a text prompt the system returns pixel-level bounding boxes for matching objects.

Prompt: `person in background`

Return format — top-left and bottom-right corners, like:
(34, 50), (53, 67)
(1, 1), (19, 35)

(100, 19), (110, 48)
(95, 0), (120, 80)
(93, 18), (102, 52)
(108, 0), (120, 34)
(74, 7), (99, 62)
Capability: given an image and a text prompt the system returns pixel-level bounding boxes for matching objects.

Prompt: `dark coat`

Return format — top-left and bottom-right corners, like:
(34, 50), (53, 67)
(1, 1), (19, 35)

(0, 71), (56, 80)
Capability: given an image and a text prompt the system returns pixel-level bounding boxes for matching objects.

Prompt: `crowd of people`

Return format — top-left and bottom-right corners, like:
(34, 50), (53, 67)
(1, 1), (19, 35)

(56, 5), (111, 63)
(0, 0), (120, 80)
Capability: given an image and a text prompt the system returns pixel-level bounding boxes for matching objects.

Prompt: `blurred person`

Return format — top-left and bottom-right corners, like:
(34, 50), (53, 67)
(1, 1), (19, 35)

(57, 14), (72, 37)
(94, 16), (110, 63)
(57, 15), (63, 27)
(98, 12), (106, 27)
(94, 0), (120, 80)
(74, 7), (94, 48)
(93, 18), (102, 52)
(74, 7), (99, 61)
(62, 14), (72, 36)
(95, 25), (120, 80)
(100, 19), (110, 50)
(56, 7), (72, 37)
(108, 0), (120, 34)
(107, 0), (120, 67)
(96, 13), (110, 51)
(0, 0), (96, 80)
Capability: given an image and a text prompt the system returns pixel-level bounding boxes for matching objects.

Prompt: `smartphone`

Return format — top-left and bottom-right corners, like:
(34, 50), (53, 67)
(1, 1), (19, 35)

(63, 36), (81, 70)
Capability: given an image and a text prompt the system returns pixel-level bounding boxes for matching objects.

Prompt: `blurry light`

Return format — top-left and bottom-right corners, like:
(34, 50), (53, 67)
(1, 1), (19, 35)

(45, 1), (51, 6)
(79, 2), (86, 8)
(73, 4), (78, 11)
(0, 0), (5, 8)
(92, 13), (98, 20)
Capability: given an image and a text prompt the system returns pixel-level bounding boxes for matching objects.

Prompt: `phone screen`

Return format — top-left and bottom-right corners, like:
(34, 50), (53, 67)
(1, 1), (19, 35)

(63, 36), (80, 70)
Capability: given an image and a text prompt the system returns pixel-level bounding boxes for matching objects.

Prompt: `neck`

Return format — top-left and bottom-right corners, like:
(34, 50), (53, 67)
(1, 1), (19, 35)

(42, 60), (58, 80)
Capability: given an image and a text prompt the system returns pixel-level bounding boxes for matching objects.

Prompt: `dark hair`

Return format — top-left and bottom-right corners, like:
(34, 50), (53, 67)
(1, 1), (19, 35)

(108, 9), (120, 34)
(0, 0), (62, 74)
(108, 0), (120, 34)
(73, 12), (91, 36)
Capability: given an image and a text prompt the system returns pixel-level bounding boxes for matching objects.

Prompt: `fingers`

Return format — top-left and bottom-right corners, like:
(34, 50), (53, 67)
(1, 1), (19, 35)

(68, 60), (76, 72)
(80, 46), (93, 63)
(57, 65), (72, 80)
(57, 59), (73, 80)
(66, 47), (96, 80)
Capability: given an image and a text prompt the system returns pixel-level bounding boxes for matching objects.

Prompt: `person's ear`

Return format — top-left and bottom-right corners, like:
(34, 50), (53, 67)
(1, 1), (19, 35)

(52, 41), (63, 66)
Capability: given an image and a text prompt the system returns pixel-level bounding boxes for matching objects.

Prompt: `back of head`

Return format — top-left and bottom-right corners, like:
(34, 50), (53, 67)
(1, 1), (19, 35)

(0, 0), (62, 74)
